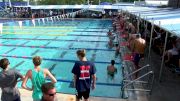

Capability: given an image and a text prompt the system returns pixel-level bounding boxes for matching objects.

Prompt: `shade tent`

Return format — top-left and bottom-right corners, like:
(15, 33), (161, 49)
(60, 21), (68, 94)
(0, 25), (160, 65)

(137, 9), (180, 20)
(174, 30), (180, 37)
(121, 6), (180, 38)
(15, 5), (130, 10)
(113, 3), (134, 6)
(100, 2), (112, 5)
(29, 5), (89, 9)
(162, 24), (180, 37)
(122, 6), (158, 13)
(128, 8), (172, 13)
(121, 6), (180, 37)
(138, 9), (180, 15)
(144, 12), (180, 37)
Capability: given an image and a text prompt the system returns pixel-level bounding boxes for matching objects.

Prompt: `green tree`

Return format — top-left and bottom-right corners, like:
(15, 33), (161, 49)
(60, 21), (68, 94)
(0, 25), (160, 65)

(9, 0), (24, 1)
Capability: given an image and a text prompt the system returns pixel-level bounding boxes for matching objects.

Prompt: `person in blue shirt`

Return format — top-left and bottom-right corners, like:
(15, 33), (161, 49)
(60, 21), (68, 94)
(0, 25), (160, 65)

(72, 49), (96, 101)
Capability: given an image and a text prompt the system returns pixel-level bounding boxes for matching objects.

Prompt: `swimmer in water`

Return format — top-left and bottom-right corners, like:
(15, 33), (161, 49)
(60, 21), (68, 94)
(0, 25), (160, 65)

(107, 60), (117, 81)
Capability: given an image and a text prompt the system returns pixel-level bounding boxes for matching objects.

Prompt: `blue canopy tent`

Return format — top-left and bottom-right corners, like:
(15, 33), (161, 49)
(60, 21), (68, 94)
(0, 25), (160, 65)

(100, 2), (112, 5)
(161, 24), (180, 37)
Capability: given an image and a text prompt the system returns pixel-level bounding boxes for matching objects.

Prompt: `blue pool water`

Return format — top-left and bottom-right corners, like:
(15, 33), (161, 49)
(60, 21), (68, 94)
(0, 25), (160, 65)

(0, 19), (123, 98)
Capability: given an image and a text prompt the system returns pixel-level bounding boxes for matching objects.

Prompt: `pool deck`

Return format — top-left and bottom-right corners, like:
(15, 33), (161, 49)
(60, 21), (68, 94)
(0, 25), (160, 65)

(0, 89), (127, 101)
(127, 49), (180, 101)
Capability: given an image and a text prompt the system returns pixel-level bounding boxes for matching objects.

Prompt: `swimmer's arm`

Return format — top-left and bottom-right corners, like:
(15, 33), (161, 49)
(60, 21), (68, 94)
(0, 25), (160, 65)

(45, 69), (57, 83)
(21, 70), (33, 91)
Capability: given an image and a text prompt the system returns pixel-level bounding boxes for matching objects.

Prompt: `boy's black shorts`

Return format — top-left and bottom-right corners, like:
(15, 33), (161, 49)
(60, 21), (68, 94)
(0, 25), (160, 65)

(77, 89), (90, 99)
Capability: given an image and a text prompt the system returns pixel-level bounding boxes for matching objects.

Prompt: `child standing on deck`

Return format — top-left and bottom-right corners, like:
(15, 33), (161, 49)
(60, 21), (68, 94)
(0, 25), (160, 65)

(72, 49), (96, 101)
(22, 56), (57, 101)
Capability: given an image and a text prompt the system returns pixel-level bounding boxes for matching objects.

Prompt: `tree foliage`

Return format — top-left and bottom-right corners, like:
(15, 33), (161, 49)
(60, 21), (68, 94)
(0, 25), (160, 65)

(10, 0), (24, 2)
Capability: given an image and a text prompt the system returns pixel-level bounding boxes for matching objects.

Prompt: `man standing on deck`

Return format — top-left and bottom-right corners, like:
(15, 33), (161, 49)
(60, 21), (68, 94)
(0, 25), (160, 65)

(72, 49), (96, 101)
(131, 34), (146, 78)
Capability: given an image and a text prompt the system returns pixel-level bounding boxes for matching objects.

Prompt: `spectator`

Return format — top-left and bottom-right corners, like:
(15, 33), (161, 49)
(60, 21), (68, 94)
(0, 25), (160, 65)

(108, 39), (114, 48)
(152, 29), (165, 55)
(119, 18), (125, 33)
(109, 34), (115, 41)
(107, 60), (117, 81)
(109, 10), (112, 17)
(128, 34), (136, 50)
(115, 44), (120, 57)
(72, 49), (96, 101)
(164, 41), (179, 64)
(41, 82), (57, 101)
(107, 29), (112, 36)
(49, 10), (53, 16)
(0, 58), (24, 101)
(112, 22), (116, 32)
(128, 23), (136, 34)
(22, 56), (57, 101)
(176, 37), (180, 51)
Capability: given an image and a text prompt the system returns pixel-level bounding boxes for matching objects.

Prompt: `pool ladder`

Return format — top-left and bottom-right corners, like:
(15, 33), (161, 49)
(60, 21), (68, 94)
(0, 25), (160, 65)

(121, 64), (155, 98)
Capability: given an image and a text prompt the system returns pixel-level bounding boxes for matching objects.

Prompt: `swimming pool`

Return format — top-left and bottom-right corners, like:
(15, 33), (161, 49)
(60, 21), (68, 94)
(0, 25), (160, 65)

(0, 19), (123, 98)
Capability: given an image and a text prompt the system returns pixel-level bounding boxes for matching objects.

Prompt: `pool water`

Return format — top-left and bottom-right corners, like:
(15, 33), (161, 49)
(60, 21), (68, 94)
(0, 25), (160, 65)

(0, 19), (123, 98)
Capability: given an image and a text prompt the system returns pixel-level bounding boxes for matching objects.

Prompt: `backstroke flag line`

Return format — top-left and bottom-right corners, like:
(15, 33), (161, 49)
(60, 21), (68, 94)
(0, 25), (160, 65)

(32, 19), (35, 27)
(0, 23), (3, 34)
(38, 19), (40, 25)
(42, 18), (45, 24)
(18, 21), (22, 28)
(51, 17), (53, 22)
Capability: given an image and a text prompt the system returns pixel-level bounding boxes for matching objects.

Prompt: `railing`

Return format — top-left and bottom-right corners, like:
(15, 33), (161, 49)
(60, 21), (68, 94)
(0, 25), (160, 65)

(121, 64), (154, 98)
(123, 71), (154, 88)
(123, 64), (150, 79)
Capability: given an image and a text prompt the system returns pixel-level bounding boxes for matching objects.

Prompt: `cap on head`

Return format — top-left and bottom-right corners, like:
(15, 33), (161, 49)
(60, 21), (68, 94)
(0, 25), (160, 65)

(111, 60), (115, 65)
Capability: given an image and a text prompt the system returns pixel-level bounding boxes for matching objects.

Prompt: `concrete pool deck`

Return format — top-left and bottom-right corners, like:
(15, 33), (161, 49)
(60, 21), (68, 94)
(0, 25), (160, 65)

(0, 89), (127, 101)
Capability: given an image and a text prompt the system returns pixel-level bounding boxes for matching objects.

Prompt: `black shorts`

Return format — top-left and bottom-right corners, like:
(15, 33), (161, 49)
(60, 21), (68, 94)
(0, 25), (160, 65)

(108, 73), (115, 80)
(133, 53), (144, 67)
(77, 89), (90, 99)
(14, 96), (21, 101)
